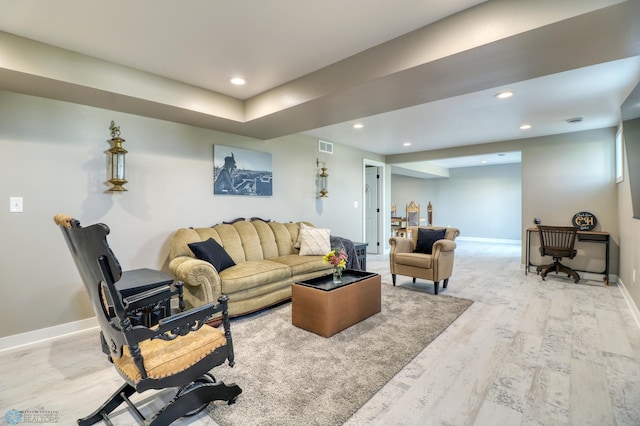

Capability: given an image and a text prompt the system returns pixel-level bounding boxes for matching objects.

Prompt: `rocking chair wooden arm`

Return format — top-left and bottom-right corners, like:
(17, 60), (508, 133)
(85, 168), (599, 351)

(116, 296), (230, 345)
(157, 297), (227, 330)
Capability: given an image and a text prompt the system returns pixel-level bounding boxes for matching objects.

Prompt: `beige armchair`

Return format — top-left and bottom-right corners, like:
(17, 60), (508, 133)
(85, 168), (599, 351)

(389, 226), (460, 294)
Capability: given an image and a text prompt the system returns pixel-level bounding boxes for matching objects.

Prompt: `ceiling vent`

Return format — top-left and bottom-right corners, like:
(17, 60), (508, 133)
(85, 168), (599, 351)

(566, 117), (583, 124)
(319, 140), (334, 154)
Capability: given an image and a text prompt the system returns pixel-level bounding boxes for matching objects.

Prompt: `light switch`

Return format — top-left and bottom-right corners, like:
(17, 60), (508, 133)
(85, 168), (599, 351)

(354, 201), (358, 208)
(9, 197), (23, 213)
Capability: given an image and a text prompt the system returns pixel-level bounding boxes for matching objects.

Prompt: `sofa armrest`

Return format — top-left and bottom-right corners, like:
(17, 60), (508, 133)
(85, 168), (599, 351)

(432, 239), (457, 255)
(389, 236), (413, 254)
(169, 256), (222, 309)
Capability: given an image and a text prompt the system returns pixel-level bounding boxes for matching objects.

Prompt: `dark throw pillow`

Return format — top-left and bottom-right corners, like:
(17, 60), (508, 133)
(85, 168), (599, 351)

(414, 228), (447, 255)
(188, 238), (236, 272)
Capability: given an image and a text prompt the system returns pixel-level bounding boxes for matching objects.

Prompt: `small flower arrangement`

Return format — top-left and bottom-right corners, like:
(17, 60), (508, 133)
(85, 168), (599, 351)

(323, 248), (348, 269)
(324, 248), (348, 283)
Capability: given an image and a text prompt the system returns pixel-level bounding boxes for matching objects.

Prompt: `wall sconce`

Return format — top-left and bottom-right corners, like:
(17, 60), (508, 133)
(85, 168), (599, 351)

(317, 158), (328, 198)
(107, 120), (128, 192)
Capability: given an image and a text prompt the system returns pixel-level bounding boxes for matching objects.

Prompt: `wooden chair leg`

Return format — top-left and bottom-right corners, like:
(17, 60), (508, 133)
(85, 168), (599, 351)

(536, 263), (553, 276)
(556, 263), (580, 283)
(392, 274), (396, 286)
(443, 278), (449, 288)
(77, 383), (136, 426)
(434, 281), (440, 295)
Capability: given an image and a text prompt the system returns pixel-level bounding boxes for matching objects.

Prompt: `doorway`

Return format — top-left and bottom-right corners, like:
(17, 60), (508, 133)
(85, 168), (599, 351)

(363, 160), (385, 254)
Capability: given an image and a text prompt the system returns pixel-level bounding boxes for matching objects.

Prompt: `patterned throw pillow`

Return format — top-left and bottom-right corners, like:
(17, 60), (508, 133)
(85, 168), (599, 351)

(294, 222), (312, 249)
(298, 227), (331, 256)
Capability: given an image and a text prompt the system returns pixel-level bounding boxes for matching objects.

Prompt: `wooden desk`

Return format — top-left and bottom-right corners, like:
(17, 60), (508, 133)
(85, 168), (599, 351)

(525, 227), (610, 282)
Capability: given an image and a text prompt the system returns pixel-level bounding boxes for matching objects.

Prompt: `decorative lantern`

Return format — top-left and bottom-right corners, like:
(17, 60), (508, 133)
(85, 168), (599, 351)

(107, 121), (128, 191)
(317, 158), (328, 198)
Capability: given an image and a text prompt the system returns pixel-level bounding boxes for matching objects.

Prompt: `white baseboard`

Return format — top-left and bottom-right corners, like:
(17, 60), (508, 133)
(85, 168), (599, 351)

(382, 236), (520, 254)
(457, 236), (521, 245)
(0, 317), (98, 352)
(618, 278), (640, 331)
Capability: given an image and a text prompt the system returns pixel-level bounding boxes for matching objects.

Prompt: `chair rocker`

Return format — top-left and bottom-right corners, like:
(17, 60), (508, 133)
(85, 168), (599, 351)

(54, 214), (241, 425)
(536, 225), (580, 283)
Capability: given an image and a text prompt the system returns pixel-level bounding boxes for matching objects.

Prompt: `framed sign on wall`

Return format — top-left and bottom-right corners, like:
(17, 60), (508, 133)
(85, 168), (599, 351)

(572, 211), (597, 231)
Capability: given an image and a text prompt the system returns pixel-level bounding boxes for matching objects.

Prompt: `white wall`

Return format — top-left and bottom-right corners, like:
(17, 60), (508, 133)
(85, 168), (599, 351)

(521, 129), (619, 275)
(0, 91), (383, 338)
(388, 127), (620, 272)
(390, 174), (437, 222)
(391, 164), (522, 241)
(1, 89), (633, 340)
(618, 118), (640, 313)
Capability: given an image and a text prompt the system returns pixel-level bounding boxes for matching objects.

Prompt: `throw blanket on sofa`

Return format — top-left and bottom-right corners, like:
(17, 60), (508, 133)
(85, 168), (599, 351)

(330, 236), (361, 270)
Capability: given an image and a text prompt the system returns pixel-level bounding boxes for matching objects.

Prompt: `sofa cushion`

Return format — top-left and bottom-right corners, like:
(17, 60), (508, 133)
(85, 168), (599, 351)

(394, 252), (434, 268)
(271, 254), (330, 276)
(188, 238), (236, 272)
(219, 260), (291, 294)
(269, 222), (296, 256)
(414, 228), (446, 255)
(298, 227), (331, 256)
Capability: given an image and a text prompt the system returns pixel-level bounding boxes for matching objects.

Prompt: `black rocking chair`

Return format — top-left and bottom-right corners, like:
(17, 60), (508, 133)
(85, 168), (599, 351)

(54, 214), (241, 425)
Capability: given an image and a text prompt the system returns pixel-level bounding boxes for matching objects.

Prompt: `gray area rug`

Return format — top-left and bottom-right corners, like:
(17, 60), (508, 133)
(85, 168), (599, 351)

(208, 283), (473, 426)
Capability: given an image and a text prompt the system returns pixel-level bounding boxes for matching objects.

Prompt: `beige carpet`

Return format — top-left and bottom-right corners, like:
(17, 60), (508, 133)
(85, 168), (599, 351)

(207, 283), (473, 426)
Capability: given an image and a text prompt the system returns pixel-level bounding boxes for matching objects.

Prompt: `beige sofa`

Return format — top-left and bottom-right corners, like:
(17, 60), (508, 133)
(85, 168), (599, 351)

(389, 226), (460, 295)
(169, 219), (333, 317)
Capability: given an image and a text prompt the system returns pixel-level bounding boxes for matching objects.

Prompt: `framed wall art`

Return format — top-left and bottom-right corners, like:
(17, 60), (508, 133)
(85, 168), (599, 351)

(213, 145), (273, 196)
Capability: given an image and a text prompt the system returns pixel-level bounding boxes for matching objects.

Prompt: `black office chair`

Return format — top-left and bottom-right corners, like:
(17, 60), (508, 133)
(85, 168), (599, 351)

(536, 225), (580, 283)
(54, 214), (241, 425)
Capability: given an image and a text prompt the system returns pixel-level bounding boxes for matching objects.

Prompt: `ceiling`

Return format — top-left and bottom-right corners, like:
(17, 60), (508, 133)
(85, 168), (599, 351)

(1, 0), (640, 174)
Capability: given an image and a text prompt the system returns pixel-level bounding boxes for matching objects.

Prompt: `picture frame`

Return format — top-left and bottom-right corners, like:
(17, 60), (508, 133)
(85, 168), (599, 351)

(213, 145), (273, 196)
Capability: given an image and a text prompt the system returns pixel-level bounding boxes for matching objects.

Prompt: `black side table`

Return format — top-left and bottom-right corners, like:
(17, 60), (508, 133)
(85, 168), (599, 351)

(116, 268), (174, 327)
(352, 242), (368, 271)
(101, 268), (175, 355)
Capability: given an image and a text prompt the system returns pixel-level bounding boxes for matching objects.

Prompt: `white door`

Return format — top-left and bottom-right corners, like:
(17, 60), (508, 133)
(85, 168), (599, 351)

(365, 166), (379, 254)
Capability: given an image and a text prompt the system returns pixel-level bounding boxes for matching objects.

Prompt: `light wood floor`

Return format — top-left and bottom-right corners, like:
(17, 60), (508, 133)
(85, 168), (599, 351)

(1, 240), (639, 425)
(349, 240), (640, 426)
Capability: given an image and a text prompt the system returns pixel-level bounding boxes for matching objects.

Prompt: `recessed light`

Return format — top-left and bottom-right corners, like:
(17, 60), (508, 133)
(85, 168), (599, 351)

(481, 160), (488, 164)
(353, 123), (364, 129)
(495, 91), (514, 99)
(230, 77), (246, 86)
(566, 117), (583, 124)
(520, 124), (532, 130)
(402, 142), (412, 147)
